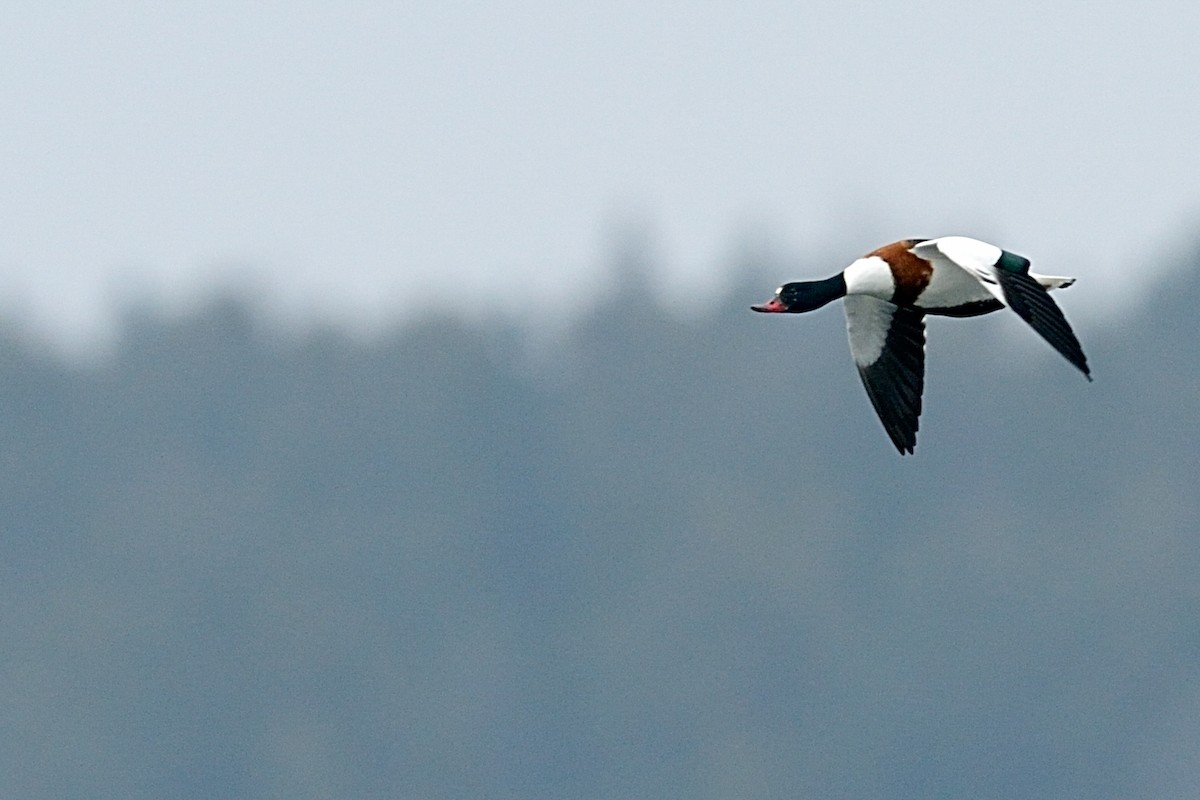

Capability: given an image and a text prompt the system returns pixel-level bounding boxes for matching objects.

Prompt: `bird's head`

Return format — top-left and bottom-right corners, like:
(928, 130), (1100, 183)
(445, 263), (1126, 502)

(751, 276), (846, 314)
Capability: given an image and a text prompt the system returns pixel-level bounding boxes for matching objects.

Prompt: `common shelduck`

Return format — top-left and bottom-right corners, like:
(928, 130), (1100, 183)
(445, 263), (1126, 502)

(752, 236), (1090, 454)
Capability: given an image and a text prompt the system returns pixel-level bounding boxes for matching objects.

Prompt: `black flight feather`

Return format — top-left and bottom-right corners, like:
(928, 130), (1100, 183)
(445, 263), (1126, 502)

(855, 306), (926, 454)
(995, 269), (1091, 380)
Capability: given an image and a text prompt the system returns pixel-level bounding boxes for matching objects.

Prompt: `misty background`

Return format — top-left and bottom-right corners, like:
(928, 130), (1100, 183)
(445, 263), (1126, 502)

(3, 3), (1200, 798)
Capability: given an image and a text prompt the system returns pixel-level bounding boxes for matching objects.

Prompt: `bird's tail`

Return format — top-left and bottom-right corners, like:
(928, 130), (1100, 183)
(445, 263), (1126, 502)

(1031, 273), (1076, 291)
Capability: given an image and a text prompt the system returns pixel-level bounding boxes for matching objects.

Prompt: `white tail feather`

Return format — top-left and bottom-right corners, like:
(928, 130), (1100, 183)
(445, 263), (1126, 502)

(1031, 273), (1076, 291)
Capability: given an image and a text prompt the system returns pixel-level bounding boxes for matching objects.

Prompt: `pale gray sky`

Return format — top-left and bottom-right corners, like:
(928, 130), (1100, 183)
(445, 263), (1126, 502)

(2, 1), (1198, 352)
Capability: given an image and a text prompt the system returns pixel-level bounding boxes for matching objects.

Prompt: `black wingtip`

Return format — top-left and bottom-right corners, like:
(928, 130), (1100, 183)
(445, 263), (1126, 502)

(996, 270), (1091, 379)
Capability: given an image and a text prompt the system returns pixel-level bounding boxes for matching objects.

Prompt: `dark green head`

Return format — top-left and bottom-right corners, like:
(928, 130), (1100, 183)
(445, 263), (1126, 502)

(751, 275), (848, 314)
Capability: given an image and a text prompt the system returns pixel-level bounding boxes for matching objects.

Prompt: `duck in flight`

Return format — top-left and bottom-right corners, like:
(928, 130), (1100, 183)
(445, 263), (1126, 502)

(752, 236), (1090, 454)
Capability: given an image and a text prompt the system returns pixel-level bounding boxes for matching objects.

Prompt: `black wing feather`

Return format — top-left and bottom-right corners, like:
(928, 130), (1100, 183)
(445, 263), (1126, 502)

(995, 270), (1091, 380)
(855, 306), (926, 455)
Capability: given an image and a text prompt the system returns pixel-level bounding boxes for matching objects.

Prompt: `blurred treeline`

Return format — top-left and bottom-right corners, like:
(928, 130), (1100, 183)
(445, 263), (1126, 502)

(1, 242), (1198, 799)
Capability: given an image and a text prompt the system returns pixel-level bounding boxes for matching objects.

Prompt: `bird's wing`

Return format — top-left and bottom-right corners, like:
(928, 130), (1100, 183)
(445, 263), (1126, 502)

(911, 237), (1091, 380)
(910, 237), (1006, 302)
(992, 269), (1092, 379)
(844, 295), (926, 454)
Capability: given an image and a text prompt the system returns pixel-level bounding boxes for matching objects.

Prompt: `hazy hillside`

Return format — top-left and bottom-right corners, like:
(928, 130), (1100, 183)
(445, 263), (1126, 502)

(0, 249), (1197, 799)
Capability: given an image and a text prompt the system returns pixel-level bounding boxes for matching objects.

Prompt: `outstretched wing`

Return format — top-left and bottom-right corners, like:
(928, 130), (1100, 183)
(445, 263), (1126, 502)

(992, 269), (1091, 379)
(844, 295), (926, 454)
(911, 237), (1091, 380)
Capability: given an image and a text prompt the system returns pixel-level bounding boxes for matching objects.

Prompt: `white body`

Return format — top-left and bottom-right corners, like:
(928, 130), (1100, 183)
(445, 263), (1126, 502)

(842, 256), (897, 299)
(843, 236), (1074, 311)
